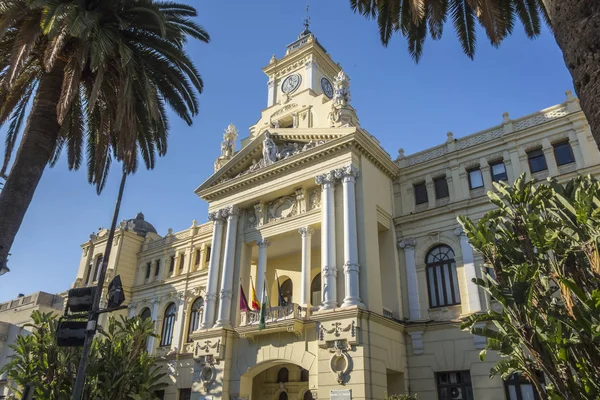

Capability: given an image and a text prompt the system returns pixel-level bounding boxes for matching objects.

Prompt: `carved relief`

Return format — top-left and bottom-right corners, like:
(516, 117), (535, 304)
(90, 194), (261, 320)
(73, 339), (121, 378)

(308, 189), (321, 210)
(234, 136), (327, 180)
(267, 196), (297, 222)
(317, 318), (358, 386)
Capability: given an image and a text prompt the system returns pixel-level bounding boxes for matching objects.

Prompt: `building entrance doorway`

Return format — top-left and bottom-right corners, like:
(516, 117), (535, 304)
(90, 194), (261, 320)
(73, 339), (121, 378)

(241, 361), (311, 400)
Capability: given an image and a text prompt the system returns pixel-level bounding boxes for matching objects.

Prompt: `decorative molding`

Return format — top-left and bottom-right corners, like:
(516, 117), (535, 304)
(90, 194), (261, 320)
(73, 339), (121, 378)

(193, 338), (223, 361)
(322, 265), (337, 278)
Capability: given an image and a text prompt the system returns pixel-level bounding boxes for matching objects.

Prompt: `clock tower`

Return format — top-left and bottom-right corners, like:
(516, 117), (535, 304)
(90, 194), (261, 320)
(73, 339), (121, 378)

(262, 27), (341, 108)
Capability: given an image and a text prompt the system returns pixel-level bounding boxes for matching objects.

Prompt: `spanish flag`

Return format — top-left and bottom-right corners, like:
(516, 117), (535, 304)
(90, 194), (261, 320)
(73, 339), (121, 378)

(250, 277), (260, 311)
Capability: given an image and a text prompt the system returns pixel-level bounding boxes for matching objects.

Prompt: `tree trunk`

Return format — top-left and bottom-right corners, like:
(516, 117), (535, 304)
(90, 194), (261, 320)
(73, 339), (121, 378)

(0, 68), (64, 271)
(541, 0), (600, 148)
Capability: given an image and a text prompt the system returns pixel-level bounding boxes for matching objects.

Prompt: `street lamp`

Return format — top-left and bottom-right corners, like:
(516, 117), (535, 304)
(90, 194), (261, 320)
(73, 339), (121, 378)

(0, 264), (9, 276)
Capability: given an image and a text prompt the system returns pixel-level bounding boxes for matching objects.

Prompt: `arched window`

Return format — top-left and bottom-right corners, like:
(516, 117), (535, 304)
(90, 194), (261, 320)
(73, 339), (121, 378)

(300, 368), (309, 382)
(140, 307), (152, 320)
(426, 245), (460, 308)
(278, 392), (288, 400)
(310, 273), (321, 306)
(92, 255), (103, 282)
(277, 367), (289, 383)
(160, 303), (177, 347)
(303, 390), (313, 400)
(280, 279), (293, 304)
(187, 297), (204, 342)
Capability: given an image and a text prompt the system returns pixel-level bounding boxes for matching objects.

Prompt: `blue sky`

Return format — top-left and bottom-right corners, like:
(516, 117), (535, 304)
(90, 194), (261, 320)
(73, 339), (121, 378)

(0, 1), (573, 302)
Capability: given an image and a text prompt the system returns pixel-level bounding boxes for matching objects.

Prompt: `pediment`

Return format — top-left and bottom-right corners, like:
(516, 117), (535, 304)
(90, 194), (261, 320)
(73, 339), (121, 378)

(195, 128), (352, 195)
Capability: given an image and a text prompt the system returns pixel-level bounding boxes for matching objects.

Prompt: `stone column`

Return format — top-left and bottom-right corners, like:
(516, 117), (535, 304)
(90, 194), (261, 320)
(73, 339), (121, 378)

(127, 303), (136, 318)
(398, 239), (421, 320)
(256, 239), (271, 302)
(147, 299), (160, 353)
(200, 210), (226, 329)
(339, 165), (363, 307)
(299, 227), (314, 306)
(316, 170), (337, 310)
(455, 228), (482, 313)
(172, 293), (186, 352)
(215, 206), (240, 328)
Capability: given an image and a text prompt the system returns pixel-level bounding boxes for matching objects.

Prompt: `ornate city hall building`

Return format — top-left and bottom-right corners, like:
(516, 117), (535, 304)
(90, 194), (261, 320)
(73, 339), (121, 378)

(70, 29), (600, 400)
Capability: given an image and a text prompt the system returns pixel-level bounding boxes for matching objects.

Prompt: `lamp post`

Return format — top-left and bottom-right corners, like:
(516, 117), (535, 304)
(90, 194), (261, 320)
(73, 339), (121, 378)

(71, 170), (127, 400)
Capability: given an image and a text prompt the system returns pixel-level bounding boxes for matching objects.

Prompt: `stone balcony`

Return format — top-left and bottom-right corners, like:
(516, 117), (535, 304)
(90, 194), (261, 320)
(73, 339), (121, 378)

(236, 303), (316, 340)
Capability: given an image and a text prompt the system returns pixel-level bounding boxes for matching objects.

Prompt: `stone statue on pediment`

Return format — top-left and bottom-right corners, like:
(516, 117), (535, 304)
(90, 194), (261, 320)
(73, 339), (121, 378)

(262, 132), (278, 166)
(220, 123), (238, 157)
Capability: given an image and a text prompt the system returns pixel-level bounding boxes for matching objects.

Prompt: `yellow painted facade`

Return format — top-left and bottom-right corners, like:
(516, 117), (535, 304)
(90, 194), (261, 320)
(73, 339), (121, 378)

(62, 30), (600, 400)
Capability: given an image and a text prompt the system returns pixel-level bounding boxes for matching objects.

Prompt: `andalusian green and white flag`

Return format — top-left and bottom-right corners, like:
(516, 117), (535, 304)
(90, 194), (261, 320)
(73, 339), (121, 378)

(258, 279), (269, 330)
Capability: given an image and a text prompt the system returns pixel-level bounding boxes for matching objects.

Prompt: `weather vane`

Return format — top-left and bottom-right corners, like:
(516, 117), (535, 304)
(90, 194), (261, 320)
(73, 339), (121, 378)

(304, 0), (310, 31)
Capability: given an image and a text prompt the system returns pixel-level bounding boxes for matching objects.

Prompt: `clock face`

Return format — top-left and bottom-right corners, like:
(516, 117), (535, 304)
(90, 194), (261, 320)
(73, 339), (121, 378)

(321, 77), (333, 99)
(281, 74), (301, 94)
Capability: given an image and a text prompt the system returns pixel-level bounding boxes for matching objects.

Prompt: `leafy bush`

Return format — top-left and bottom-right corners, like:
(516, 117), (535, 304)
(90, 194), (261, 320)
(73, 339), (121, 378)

(460, 175), (600, 400)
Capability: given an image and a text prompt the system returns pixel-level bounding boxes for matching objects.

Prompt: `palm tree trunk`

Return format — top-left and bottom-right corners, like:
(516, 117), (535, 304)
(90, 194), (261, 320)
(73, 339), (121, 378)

(0, 68), (64, 271)
(541, 0), (600, 147)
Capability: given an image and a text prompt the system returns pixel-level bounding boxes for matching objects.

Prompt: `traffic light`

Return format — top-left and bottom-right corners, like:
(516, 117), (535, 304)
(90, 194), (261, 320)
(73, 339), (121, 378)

(66, 286), (96, 313)
(56, 319), (88, 347)
(107, 275), (125, 309)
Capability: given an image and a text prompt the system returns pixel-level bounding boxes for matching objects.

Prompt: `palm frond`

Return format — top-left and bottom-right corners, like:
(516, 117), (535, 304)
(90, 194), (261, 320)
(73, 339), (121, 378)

(449, 0), (477, 58)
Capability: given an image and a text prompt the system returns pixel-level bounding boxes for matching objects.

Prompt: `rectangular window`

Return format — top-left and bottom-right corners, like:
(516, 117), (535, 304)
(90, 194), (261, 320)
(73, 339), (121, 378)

(468, 168), (484, 189)
(195, 249), (201, 266)
(505, 374), (541, 400)
(169, 256), (175, 275)
(490, 161), (508, 182)
(145, 262), (151, 279)
(436, 371), (474, 400)
(414, 182), (428, 205)
(527, 148), (547, 173)
(205, 246), (211, 263)
(154, 260), (160, 276)
(434, 176), (449, 199)
(179, 389), (192, 400)
(553, 140), (575, 166)
(179, 254), (185, 271)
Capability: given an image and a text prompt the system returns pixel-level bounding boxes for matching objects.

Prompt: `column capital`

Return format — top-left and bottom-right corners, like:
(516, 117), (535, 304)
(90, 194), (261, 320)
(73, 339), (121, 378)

(226, 205), (240, 219)
(298, 226), (315, 237)
(454, 227), (466, 237)
(316, 170), (336, 186)
(208, 211), (225, 223)
(336, 165), (360, 182)
(398, 238), (416, 249)
(219, 289), (232, 300)
(257, 238), (271, 248)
